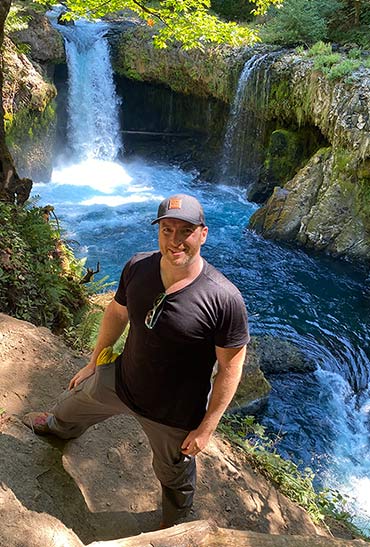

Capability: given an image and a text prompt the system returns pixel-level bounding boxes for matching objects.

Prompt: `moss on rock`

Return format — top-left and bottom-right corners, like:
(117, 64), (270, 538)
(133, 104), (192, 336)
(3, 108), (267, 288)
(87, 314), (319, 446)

(113, 25), (248, 103)
(250, 147), (370, 262)
(6, 101), (57, 180)
(2, 35), (57, 180)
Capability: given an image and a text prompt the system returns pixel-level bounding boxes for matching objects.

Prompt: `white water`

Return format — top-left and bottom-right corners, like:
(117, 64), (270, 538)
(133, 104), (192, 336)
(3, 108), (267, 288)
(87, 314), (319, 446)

(221, 53), (271, 186)
(51, 14), (122, 162)
(36, 15), (370, 536)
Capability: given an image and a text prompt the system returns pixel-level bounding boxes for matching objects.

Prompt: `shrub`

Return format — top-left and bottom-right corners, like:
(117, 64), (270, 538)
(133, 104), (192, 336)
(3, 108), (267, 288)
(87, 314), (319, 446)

(0, 202), (87, 332)
(326, 59), (361, 80)
(307, 40), (333, 56)
(260, 0), (345, 46)
(305, 42), (365, 81)
(313, 53), (341, 71)
(218, 414), (357, 529)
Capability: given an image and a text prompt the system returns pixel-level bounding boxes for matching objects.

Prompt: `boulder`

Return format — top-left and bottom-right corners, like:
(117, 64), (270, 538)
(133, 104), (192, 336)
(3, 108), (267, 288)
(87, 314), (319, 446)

(249, 148), (370, 262)
(247, 335), (317, 375)
(0, 484), (84, 547)
(9, 9), (65, 64)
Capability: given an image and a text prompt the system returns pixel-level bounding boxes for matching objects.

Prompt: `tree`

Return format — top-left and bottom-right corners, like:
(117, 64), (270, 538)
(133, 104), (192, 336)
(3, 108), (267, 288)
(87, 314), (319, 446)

(261, 0), (345, 46)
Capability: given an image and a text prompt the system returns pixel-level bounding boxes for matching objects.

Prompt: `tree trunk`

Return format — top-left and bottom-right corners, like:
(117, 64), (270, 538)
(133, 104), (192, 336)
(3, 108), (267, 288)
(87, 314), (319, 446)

(0, 0), (32, 205)
(86, 520), (367, 547)
(353, 0), (361, 26)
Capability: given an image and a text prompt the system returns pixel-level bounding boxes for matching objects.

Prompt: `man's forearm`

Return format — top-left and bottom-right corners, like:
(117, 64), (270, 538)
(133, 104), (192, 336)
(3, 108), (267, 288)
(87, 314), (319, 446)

(180, 346), (246, 455)
(198, 364), (242, 434)
(89, 300), (128, 366)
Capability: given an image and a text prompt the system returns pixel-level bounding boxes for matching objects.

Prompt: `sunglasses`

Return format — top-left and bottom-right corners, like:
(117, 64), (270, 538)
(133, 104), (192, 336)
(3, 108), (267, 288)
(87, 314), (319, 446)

(145, 292), (167, 329)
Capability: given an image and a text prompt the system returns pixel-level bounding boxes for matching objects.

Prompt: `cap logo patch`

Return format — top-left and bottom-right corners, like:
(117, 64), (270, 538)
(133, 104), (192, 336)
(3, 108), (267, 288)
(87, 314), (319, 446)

(168, 198), (182, 210)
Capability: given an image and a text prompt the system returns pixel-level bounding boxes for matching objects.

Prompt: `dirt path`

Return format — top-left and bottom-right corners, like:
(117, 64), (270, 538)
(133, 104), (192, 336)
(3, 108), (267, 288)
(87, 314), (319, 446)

(0, 313), (356, 545)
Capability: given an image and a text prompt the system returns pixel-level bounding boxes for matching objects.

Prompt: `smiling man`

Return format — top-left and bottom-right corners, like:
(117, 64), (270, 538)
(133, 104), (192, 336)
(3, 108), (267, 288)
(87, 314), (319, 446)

(23, 194), (250, 529)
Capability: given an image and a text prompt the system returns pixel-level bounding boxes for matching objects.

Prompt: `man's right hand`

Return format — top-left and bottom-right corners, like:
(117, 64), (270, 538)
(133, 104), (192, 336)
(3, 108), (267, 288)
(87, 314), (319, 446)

(68, 363), (96, 390)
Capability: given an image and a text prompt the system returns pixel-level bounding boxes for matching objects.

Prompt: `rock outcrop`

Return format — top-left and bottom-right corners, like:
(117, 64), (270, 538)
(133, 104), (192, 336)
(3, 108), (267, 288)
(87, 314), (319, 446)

(9, 9), (64, 65)
(250, 148), (370, 260)
(112, 24), (249, 104)
(3, 6), (65, 181)
(2, 33), (58, 180)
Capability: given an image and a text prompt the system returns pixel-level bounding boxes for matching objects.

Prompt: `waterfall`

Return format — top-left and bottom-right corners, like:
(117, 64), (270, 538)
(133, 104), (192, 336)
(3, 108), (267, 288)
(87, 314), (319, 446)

(221, 53), (275, 187)
(52, 16), (122, 162)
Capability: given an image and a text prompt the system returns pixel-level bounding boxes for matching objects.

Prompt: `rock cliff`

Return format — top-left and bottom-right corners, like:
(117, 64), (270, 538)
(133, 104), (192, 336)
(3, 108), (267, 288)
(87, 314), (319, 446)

(112, 25), (370, 264)
(3, 9), (63, 180)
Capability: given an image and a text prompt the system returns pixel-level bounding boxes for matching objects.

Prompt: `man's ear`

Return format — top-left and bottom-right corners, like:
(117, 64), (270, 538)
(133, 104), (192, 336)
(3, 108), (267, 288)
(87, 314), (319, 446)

(200, 226), (208, 245)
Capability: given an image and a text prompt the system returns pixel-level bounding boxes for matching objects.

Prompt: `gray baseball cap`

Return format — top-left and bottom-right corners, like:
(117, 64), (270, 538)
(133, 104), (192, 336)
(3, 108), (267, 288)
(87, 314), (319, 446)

(151, 194), (206, 226)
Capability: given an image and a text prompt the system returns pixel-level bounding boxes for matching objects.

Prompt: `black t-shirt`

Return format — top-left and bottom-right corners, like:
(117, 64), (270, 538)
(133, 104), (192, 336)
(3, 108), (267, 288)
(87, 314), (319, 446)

(114, 251), (249, 430)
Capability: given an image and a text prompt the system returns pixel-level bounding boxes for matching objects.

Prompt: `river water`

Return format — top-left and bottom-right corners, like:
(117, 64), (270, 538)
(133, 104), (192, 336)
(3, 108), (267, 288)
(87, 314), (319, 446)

(33, 15), (370, 534)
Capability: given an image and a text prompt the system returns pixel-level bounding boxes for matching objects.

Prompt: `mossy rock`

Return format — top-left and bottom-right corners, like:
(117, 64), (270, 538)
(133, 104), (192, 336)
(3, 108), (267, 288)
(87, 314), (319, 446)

(230, 367), (271, 414)
(250, 335), (316, 375)
(6, 101), (57, 180)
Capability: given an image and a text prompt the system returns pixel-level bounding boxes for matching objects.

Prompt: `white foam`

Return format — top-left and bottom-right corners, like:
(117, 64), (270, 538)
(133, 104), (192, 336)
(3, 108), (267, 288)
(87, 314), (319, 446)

(51, 159), (133, 193)
(80, 195), (148, 206)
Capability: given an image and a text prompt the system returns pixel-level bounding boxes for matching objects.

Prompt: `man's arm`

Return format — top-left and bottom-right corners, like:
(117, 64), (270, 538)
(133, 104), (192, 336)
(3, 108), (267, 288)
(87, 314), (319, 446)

(68, 299), (129, 390)
(181, 345), (246, 456)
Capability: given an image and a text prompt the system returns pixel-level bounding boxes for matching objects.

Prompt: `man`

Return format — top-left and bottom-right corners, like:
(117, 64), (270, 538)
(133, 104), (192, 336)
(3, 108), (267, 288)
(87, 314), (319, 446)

(24, 194), (249, 528)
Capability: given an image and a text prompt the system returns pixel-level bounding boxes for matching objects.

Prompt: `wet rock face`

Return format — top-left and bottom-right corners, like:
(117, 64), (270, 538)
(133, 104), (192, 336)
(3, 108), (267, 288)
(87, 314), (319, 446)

(112, 25), (250, 103)
(268, 53), (370, 161)
(230, 334), (317, 414)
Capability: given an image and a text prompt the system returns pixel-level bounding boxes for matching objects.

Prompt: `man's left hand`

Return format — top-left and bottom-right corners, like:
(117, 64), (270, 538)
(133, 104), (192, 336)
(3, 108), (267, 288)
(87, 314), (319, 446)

(181, 427), (213, 456)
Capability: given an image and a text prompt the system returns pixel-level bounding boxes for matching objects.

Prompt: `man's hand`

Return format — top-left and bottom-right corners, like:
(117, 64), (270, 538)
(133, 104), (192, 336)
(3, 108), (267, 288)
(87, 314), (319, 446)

(181, 427), (213, 456)
(68, 363), (95, 390)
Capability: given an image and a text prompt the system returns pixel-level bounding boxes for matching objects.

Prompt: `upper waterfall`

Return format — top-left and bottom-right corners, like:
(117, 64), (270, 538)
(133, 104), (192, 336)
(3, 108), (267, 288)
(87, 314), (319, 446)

(51, 15), (122, 162)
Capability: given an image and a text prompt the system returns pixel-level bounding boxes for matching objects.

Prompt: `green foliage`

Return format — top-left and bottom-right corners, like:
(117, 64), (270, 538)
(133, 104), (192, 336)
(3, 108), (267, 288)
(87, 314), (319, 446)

(304, 42), (366, 82)
(325, 59), (361, 81)
(0, 202), (87, 332)
(4, 5), (31, 33)
(306, 40), (332, 56)
(64, 294), (128, 353)
(328, 1), (370, 48)
(348, 47), (362, 60)
(309, 46), (362, 81)
(63, 305), (104, 352)
(292, 41), (368, 83)
(218, 414), (357, 528)
(313, 52), (341, 71)
(260, 0), (345, 46)
(32, 0), (282, 48)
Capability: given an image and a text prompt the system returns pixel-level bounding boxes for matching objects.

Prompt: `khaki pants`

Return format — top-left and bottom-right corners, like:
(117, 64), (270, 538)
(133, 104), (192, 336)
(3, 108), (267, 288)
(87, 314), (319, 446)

(48, 361), (196, 526)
